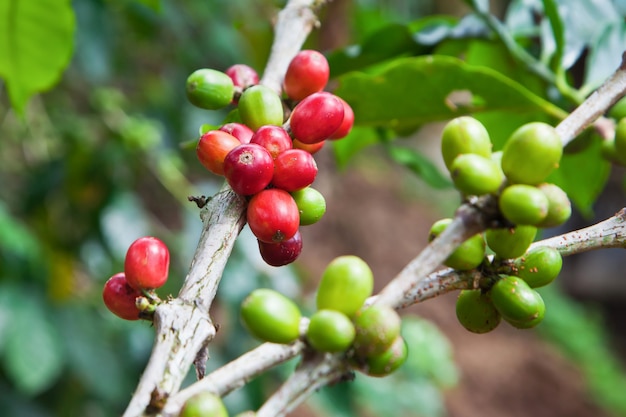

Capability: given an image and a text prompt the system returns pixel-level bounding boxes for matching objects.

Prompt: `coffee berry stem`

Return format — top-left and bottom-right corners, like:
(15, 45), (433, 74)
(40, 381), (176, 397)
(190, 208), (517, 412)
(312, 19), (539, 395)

(259, 0), (327, 95)
(556, 51), (626, 146)
(161, 341), (307, 416)
(256, 353), (348, 417)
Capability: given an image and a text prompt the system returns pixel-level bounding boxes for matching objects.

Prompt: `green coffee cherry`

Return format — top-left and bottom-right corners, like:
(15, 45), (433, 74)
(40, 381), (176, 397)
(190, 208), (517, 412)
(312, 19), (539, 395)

(490, 275), (545, 329)
(501, 122), (562, 185)
(353, 305), (401, 357)
(291, 187), (326, 225)
(186, 69), (234, 110)
(179, 392), (228, 417)
(499, 184), (549, 226)
(429, 218), (486, 271)
(485, 225), (537, 260)
(455, 289), (501, 334)
(441, 116), (492, 170)
(306, 310), (355, 353)
(362, 336), (408, 377)
(536, 183), (572, 228)
(316, 256), (374, 317)
(240, 289), (301, 344)
(513, 246), (562, 288)
(450, 154), (504, 196)
(614, 117), (626, 164)
(238, 85), (284, 131)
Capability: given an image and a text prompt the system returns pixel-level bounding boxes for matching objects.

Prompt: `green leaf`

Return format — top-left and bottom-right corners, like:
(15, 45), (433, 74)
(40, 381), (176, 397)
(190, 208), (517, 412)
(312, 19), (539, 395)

(330, 126), (380, 170)
(3, 291), (64, 395)
(0, 0), (76, 114)
(541, 0), (565, 71)
(547, 138), (610, 218)
(335, 55), (566, 135)
(135, 0), (161, 13)
(384, 143), (452, 189)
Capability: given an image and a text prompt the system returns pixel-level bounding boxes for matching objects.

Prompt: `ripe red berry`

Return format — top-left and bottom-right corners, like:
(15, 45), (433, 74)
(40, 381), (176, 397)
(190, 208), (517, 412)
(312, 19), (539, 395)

(289, 92), (344, 144)
(223, 143), (274, 196)
(250, 125), (293, 159)
(196, 130), (242, 176)
(272, 149), (318, 191)
(247, 189), (300, 243)
(283, 50), (330, 101)
(293, 139), (325, 154)
(225, 64), (259, 90)
(219, 122), (254, 144)
(258, 230), (303, 266)
(124, 236), (170, 290)
(102, 273), (142, 320)
(329, 98), (354, 139)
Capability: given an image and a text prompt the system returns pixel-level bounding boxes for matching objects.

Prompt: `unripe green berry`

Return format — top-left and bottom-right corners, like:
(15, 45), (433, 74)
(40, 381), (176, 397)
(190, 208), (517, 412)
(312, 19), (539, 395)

(316, 256), (374, 317)
(485, 225), (537, 260)
(179, 392), (228, 417)
(450, 153), (504, 196)
(499, 184), (549, 226)
(291, 187), (326, 226)
(238, 85), (284, 131)
(501, 122), (562, 185)
(441, 116), (492, 170)
(362, 336), (408, 377)
(536, 183), (572, 228)
(353, 305), (401, 357)
(429, 218), (486, 270)
(490, 275), (545, 329)
(240, 289), (301, 344)
(306, 310), (355, 352)
(455, 290), (501, 334)
(186, 69), (234, 110)
(512, 246), (562, 288)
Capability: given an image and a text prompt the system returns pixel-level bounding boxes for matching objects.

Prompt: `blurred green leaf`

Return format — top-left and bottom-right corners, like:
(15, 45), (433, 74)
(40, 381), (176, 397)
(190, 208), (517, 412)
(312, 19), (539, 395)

(330, 126), (380, 170)
(0, 0), (76, 114)
(384, 143), (452, 189)
(3, 291), (64, 395)
(0, 202), (40, 260)
(335, 56), (566, 135)
(135, 0), (161, 12)
(547, 138), (610, 217)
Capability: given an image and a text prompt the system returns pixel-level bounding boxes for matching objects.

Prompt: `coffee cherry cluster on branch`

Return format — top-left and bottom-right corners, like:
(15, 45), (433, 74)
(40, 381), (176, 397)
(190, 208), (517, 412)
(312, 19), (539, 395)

(240, 256), (407, 378)
(188, 50), (354, 267)
(102, 236), (170, 320)
(436, 116), (572, 333)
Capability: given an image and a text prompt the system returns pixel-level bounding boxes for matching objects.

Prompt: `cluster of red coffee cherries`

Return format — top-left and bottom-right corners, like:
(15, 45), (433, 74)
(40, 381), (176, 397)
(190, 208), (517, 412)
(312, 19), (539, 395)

(189, 50), (354, 266)
(102, 236), (170, 320)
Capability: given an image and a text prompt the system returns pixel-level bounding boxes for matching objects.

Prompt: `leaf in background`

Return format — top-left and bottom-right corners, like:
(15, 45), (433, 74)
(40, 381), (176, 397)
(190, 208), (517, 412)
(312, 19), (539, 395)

(335, 55), (565, 135)
(135, 0), (161, 13)
(541, 0), (565, 71)
(384, 143), (452, 189)
(3, 292), (64, 395)
(0, 201), (40, 260)
(584, 22), (626, 93)
(547, 139), (611, 218)
(330, 126), (380, 170)
(0, 0), (76, 114)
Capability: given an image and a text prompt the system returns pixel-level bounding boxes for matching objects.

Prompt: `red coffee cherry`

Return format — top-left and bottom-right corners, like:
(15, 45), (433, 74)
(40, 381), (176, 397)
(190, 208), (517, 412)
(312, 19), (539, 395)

(124, 236), (170, 290)
(223, 144), (274, 196)
(247, 189), (300, 243)
(225, 64), (259, 90)
(283, 50), (330, 101)
(293, 138), (325, 154)
(289, 92), (344, 144)
(196, 130), (241, 176)
(258, 230), (303, 266)
(219, 122), (254, 144)
(250, 125), (293, 159)
(329, 98), (355, 139)
(102, 273), (142, 320)
(272, 149), (318, 192)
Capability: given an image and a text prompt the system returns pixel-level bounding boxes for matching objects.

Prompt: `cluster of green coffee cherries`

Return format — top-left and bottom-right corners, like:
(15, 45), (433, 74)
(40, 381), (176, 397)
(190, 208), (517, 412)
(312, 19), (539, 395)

(240, 255), (406, 377)
(436, 116), (571, 333)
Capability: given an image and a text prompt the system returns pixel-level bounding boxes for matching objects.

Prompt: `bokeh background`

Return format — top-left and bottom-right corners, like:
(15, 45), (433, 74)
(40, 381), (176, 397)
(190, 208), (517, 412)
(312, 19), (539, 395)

(1, 0), (626, 416)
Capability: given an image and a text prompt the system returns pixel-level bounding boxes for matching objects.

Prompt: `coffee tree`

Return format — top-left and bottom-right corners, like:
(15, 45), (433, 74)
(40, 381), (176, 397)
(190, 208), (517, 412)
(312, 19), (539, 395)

(2, 0), (626, 416)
